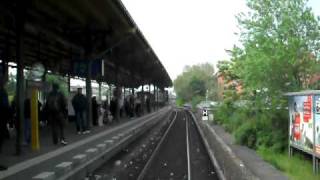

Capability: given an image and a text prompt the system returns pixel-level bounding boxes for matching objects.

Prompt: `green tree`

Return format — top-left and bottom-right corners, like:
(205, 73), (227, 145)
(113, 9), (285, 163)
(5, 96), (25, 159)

(173, 63), (217, 106)
(234, 0), (320, 95)
(46, 74), (69, 96)
(214, 1), (320, 178)
(6, 72), (16, 97)
(216, 0), (320, 152)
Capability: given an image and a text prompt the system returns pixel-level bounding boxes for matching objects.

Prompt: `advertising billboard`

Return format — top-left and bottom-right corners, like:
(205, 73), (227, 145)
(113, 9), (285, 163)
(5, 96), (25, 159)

(289, 95), (313, 152)
(315, 96), (320, 155)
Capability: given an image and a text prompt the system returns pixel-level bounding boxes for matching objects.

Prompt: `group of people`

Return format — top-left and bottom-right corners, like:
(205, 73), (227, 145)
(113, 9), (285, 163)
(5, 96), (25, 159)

(0, 82), (68, 150)
(0, 81), (68, 170)
(108, 91), (153, 120)
(0, 80), (156, 171)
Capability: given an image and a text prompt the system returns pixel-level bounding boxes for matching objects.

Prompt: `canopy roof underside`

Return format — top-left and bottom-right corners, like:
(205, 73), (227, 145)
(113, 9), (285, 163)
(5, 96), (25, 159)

(0, 0), (172, 88)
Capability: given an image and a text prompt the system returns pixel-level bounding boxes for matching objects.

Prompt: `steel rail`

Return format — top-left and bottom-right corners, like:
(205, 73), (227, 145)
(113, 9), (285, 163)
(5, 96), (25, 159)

(136, 110), (178, 180)
(186, 112), (192, 180)
(188, 110), (226, 180)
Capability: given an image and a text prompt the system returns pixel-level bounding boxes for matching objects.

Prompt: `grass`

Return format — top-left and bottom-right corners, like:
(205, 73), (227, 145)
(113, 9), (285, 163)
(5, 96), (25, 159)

(257, 147), (319, 180)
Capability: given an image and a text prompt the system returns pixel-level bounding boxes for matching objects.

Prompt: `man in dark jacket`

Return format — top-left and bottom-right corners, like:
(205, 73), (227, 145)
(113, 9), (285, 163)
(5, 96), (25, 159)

(72, 88), (88, 134)
(0, 79), (9, 170)
(146, 95), (151, 113)
(23, 98), (31, 145)
(92, 96), (98, 126)
(110, 96), (116, 120)
(46, 83), (67, 145)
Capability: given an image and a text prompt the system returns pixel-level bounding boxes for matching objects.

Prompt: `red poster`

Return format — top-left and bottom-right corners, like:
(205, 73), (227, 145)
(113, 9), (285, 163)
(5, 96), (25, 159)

(303, 96), (312, 122)
(294, 113), (301, 140)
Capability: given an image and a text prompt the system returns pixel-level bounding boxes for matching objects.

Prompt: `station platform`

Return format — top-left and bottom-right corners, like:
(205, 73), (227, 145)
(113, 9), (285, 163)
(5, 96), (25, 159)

(1, 117), (131, 167)
(209, 124), (288, 180)
(193, 112), (289, 180)
(0, 107), (171, 180)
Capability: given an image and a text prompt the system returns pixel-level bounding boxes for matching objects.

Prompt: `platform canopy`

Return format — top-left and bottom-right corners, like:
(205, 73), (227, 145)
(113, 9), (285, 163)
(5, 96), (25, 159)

(0, 0), (172, 88)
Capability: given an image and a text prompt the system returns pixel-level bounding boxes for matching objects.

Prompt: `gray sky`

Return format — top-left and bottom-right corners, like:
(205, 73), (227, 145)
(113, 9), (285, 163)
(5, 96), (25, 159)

(121, 0), (320, 81)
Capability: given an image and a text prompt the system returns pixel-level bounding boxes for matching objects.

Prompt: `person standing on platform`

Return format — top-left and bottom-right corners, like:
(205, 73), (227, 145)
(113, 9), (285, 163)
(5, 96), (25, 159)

(110, 96), (117, 121)
(91, 96), (98, 126)
(46, 83), (68, 145)
(135, 95), (141, 117)
(124, 96), (130, 117)
(0, 79), (9, 170)
(23, 97), (31, 145)
(119, 94), (124, 118)
(72, 88), (89, 134)
(146, 95), (151, 113)
(129, 95), (135, 118)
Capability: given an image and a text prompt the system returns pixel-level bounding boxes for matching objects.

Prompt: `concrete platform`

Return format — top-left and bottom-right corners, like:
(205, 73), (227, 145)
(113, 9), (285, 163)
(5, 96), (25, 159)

(0, 107), (171, 180)
(208, 124), (288, 180)
(193, 111), (289, 180)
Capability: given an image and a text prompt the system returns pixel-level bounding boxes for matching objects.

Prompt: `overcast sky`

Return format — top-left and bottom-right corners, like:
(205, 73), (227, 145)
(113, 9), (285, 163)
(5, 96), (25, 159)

(121, 0), (320, 81)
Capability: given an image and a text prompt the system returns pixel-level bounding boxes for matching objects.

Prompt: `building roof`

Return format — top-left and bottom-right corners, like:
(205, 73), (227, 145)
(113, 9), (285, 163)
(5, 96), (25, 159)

(0, 0), (172, 88)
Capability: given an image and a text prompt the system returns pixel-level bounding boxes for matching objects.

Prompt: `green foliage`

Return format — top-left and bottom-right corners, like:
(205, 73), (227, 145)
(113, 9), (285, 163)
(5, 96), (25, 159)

(191, 95), (203, 110)
(176, 98), (185, 107)
(217, 60), (240, 82)
(234, 121), (257, 149)
(233, 0), (320, 94)
(216, 96), (289, 151)
(174, 63), (217, 107)
(46, 74), (69, 96)
(5, 73), (16, 97)
(174, 0), (320, 178)
(257, 147), (319, 180)
(215, 0), (320, 152)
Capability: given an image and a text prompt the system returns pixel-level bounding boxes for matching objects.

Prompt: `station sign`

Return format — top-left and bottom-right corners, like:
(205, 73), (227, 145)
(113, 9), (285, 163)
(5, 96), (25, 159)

(72, 59), (104, 78)
(202, 109), (208, 121)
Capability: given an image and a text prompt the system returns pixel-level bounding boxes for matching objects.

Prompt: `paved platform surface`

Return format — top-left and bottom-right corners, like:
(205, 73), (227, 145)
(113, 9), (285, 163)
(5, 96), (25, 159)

(0, 116), (134, 167)
(0, 108), (169, 180)
(210, 124), (288, 180)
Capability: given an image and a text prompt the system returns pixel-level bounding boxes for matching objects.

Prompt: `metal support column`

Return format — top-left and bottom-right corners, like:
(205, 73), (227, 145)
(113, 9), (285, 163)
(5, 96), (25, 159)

(86, 60), (92, 129)
(153, 84), (156, 111)
(98, 81), (102, 102)
(115, 67), (120, 121)
(131, 87), (135, 117)
(15, 5), (26, 155)
(67, 76), (71, 93)
(141, 85), (144, 114)
(0, 60), (8, 83)
(109, 84), (112, 105)
(156, 86), (158, 110)
(123, 87), (126, 100)
(30, 88), (39, 150)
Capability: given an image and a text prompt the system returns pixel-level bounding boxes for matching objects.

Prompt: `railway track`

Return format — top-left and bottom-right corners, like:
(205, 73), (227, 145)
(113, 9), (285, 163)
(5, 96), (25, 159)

(138, 109), (219, 180)
(92, 109), (219, 180)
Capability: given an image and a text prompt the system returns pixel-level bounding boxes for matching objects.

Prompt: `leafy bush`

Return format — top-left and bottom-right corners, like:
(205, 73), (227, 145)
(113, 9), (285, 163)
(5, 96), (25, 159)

(234, 120), (257, 149)
(216, 98), (288, 152)
(176, 98), (185, 107)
